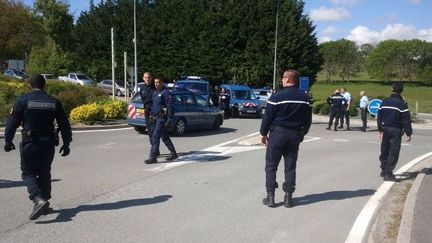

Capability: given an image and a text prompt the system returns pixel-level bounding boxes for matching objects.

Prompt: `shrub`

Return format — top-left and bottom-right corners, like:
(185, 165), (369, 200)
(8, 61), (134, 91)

(69, 103), (104, 124)
(0, 101), (12, 125)
(312, 100), (327, 114)
(56, 90), (87, 117)
(45, 81), (81, 96)
(319, 103), (330, 115)
(102, 100), (127, 119)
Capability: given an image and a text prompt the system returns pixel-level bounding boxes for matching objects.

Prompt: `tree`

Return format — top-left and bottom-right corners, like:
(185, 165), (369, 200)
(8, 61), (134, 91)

(0, 0), (44, 69)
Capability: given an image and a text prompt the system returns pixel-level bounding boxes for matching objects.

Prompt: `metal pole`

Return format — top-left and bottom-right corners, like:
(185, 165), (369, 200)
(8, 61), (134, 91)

(134, 0), (138, 91)
(124, 52), (128, 102)
(272, 0), (280, 91)
(111, 27), (115, 100)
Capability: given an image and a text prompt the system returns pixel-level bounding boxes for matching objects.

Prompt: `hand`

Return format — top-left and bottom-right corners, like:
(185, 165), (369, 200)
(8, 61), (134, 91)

(261, 136), (268, 145)
(379, 132), (383, 140)
(59, 144), (70, 157)
(406, 135), (412, 142)
(4, 142), (15, 152)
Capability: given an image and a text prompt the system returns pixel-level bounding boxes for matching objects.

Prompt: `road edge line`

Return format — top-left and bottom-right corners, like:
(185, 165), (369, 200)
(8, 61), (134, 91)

(345, 151), (432, 243)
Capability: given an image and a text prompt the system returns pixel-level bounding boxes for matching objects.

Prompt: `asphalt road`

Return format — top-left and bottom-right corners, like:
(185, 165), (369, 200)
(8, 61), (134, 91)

(1, 118), (431, 242)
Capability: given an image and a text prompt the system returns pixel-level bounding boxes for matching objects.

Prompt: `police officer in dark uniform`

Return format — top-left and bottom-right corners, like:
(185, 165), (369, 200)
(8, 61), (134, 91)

(326, 89), (346, 131)
(260, 69), (312, 208)
(144, 77), (178, 164)
(139, 72), (160, 156)
(377, 82), (412, 181)
(4, 74), (72, 220)
(219, 88), (230, 117)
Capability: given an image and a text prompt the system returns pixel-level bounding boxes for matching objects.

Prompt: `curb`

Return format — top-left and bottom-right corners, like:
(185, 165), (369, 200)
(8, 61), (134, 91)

(397, 156), (432, 243)
(71, 123), (130, 131)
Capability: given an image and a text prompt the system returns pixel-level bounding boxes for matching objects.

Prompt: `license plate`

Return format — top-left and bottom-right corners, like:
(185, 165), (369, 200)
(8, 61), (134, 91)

(246, 110), (256, 113)
(136, 108), (145, 118)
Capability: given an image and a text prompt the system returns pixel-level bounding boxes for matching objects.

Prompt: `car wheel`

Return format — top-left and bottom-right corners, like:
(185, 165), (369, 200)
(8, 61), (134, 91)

(116, 89), (122, 96)
(212, 115), (223, 130)
(173, 118), (186, 136)
(134, 126), (147, 134)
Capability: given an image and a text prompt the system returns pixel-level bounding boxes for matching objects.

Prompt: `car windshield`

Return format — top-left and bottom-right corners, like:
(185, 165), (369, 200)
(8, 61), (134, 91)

(232, 90), (255, 99)
(77, 74), (90, 80)
(259, 90), (270, 96)
(131, 93), (142, 103)
(178, 82), (208, 95)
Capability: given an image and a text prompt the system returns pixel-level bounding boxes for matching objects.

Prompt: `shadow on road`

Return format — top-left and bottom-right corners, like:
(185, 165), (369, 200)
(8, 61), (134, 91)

(36, 195), (172, 224)
(0, 179), (61, 189)
(174, 127), (238, 137)
(294, 189), (375, 207)
(157, 151), (231, 163)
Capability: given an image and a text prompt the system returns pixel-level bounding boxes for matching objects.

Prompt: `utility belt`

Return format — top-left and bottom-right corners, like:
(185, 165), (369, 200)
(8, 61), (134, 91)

(149, 110), (168, 125)
(21, 130), (59, 145)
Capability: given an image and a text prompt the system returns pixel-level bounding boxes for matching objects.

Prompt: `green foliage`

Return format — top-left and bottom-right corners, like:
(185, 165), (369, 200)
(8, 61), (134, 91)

(319, 102), (330, 115)
(0, 100), (12, 125)
(0, 81), (31, 103)
(101, 100), (127, 119)
(69, 103), (104, 124)
(55, 90), (87, 117)
(312, 100), (326, 114)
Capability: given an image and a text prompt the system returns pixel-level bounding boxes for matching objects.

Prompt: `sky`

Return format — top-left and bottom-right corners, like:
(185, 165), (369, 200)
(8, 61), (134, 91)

(22, 0), (432, 46)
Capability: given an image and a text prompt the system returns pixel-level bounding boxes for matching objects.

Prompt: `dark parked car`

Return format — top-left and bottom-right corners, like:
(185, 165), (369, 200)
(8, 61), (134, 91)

(127, 89), (224, 136)
(3, 69), (28, 80)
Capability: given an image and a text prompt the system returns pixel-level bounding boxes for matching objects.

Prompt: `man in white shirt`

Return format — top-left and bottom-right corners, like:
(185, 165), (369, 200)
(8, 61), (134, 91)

(359, 91), (369, 132)
(339, 87), (352, 130)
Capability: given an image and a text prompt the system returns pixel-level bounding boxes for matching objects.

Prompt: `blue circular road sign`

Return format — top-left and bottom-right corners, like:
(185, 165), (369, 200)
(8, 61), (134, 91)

(368, 99), (382, 116)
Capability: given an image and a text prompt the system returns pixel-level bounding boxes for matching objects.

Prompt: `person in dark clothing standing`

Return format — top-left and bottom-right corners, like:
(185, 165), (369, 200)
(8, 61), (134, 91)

(359, 91), (369, 132)
(219, 87), (230, 117)
(326, 89), (346, 131)
(139, 72), (160, 155)
(144, 77), (178, 164)
(260, 69), (312, 208)
(4, 74), (72, 220)
(377, 82), (412, 181)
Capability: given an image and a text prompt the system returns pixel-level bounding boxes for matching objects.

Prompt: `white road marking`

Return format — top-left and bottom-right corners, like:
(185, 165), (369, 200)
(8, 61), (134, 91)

(345, 151), (432, 243)
(73, 127), (133, 133)
(145, 134), (321, 172)
(334, 139), (350, 142)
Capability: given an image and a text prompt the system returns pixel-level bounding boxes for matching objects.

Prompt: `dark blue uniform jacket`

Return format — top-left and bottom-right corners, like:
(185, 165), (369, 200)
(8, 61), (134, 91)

(5, 90), (72, 144)
(326, 93), (346, 108)
(150, 88), (174, 121)
(377, 94), (412, 136)
(260, 86), (312, 136)
(140, 83), (155, 110)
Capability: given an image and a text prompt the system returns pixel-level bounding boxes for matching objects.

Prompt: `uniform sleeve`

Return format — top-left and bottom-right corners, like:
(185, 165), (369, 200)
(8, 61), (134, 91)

(4, 98), (24, 143)
(401, 103), (412, 136)
(55, 99), (73, 144)
(260, 95), (276, 136)
(302, 101), (312, 135)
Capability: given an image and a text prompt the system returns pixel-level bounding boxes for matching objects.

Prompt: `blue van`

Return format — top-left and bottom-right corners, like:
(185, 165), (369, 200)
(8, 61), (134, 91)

(219, 84), (264, 118)
(175, 76), (210, 101)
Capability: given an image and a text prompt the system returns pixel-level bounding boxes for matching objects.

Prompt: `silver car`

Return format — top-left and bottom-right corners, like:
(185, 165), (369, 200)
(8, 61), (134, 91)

(97, 80), (130, 96)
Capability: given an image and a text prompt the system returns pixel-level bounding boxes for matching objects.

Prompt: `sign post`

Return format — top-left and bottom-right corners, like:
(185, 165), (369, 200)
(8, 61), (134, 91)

(299, 76), (310, 91)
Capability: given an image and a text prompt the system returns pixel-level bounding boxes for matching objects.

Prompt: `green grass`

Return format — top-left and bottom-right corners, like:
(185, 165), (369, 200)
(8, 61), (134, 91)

(310, 82), (432, 114)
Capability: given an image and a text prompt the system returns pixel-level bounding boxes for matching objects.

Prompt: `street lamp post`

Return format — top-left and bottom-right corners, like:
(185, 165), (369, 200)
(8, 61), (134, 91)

(134, 0), (137, 90)
(272, 0), (280, 91)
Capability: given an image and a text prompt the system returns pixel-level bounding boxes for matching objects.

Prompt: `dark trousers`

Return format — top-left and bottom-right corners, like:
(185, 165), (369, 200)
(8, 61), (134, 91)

(149, 117), (175, 157)
(265, 127), (300, 193)
(20, 139), (55, 201)
(339, 105), (350, 127)
(379, 127), (402, 174)
(361, 108), (368, 130)
(328, 107), (341, 128)
(145, 114), (158, 154)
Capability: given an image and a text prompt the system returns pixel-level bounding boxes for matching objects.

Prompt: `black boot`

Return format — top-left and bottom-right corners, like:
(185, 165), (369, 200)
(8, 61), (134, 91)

(41, 201), (54, 215)
(144, 157), (157, 164)
(284, 192), (293, 208)
(166, 151), (178, 161)
(326, 127), (331, 130)
(347, 125), (350, 131)
(333, 126), (338, 131)
(262, 192), (276, 207)
(29, 196), (48, 220)
(383, 173), (396, 181)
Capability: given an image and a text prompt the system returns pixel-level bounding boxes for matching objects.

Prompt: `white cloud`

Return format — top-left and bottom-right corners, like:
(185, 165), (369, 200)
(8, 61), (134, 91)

(309, 7), (351, 21)
(319, 36), (333, 43)
(346, 24), (432, 45)
(347, 26), (380, 45)
(331, 0), (359, 7)
(323, 26), (339, 35)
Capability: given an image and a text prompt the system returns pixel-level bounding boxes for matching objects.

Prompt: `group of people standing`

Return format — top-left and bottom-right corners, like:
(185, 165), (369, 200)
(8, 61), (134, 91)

(326, 87), (369, 132)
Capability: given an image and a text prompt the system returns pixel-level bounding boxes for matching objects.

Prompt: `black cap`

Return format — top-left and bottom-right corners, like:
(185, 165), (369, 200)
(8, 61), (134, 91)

(29, 74), (46, 89)
(392, 82), (403, 94)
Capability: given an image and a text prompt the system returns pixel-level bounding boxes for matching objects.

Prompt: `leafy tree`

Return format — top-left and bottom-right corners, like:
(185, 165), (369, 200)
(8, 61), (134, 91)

(0, 0), (44, 69)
